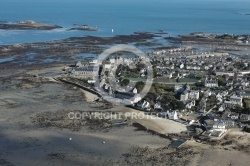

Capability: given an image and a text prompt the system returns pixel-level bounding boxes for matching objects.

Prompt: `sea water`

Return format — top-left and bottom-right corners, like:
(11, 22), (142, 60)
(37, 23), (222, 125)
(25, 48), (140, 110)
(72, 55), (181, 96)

(0, 0), (250, 45)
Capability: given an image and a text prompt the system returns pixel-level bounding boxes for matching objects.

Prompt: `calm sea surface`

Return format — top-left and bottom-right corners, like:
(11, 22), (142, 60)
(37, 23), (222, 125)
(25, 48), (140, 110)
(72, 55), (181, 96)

(0, 0), (250, 45)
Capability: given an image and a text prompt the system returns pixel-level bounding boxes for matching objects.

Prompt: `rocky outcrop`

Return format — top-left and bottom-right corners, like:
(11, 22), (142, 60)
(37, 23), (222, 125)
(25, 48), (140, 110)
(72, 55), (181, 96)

(0, 20), (62, 30)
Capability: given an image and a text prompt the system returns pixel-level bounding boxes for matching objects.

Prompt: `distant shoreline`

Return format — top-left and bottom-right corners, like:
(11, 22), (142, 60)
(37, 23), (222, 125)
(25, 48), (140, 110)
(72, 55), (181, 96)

(0, 20), (99, 31)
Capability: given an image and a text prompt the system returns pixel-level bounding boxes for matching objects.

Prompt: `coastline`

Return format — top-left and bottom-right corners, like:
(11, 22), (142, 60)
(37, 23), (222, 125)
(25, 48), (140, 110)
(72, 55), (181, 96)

(1, 0), (250, 164)
(59, 78), (186, 135)
(0, 30), (250, 165)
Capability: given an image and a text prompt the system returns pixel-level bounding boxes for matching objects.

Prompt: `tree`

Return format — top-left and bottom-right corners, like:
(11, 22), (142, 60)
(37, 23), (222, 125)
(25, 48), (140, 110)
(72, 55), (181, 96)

(144, 92), (158, 104)
(105, 71), (109, 76)
(160, 93), (184, 110)
(195, 82), (203, 87)
(120, 79), (130, 86)
(226, 57), (233, 62)
(234, 62), (245, 70)
(172, 100), (185, 110)
(136, 63), (145, 71)
(243, 126), (250, 133)
(153, 68), (157, 78)
(232, 105), (243, 113)
(242, 108), (250, 114)
(135, 81), (145, 93)
(217, 75), (226, 86)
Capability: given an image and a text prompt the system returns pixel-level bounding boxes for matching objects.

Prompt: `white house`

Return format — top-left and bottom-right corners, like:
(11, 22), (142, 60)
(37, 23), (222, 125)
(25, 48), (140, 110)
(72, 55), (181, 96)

(71, 65), (95, 78)
(216, 93), (223, 102)
(167, 111), (178, 120)
(218, 105), (225, 112)
(103, 63), (112, 70)
(189, 90), (200, 100)
(186, 100), (196, 109)
(213, 121), (226, 130)
(204, 90), (212, 97)
(240, 114), (250, 122)
(137, 100), (151, 111)
(224, 94), (243, 108)
(180, 63), (184, 69)
(113, 91), (141, 104)
(180, 91), (189, 101)
(230, 112), (239, 120)
(154, 102), (163, 111)
(175, 84), (190, 93)
(133, 88), (138, 94)
(205, 78), (218, 88)
(180, 90), (199, 102)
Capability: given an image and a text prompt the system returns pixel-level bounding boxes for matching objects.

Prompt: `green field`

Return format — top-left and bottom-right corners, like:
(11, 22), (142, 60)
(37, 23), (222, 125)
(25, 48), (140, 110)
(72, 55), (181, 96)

(179, 78), (200, 83)
(243, 98), (250, 108)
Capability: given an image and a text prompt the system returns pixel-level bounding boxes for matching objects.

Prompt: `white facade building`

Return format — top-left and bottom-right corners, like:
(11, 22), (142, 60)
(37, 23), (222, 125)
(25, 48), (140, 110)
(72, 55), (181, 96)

(205, 78), (218, 88)
(224, 94), (243, 108)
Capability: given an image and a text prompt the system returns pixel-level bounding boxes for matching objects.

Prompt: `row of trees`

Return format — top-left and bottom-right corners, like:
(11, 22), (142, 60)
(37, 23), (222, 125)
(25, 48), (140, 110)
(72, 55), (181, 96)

(144, 92), (185, 111)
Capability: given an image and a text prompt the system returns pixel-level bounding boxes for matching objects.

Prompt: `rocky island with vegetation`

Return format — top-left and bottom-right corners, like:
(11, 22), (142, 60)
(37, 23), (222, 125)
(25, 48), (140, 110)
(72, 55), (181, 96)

(70, 25), (98, 31)
(0, 20), (62, 30)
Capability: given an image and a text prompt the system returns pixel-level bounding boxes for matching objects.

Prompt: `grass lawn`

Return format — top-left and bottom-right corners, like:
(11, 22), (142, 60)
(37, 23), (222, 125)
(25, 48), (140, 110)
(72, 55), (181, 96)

(179, 78), (200, 83)
(243, 98), (250, 108)
(125, 77), (147, 82)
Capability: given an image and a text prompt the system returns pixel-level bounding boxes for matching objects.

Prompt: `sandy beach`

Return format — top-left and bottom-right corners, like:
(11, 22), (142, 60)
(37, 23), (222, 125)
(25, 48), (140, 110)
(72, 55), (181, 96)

(0, 66), (175, 165)
(0, 65), (250, 166)
(79, 89), (99, 102)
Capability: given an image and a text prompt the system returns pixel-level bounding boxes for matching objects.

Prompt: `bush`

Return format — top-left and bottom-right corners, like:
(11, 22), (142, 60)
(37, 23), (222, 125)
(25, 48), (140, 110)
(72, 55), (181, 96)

(135, 81), (145, 93)
(243, 126), (250, 133)
(120, 79), (130, 86)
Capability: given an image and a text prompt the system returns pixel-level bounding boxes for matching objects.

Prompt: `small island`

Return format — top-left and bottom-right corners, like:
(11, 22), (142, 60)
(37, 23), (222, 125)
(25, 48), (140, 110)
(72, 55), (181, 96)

(70, 25), (98, 31)
(0, 20), (62, 30)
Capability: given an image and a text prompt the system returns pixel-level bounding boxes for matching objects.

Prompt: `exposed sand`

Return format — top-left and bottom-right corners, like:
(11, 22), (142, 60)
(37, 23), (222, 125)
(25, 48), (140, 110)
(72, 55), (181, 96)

(79, 89), (99, 102)
(0, 126), (169, 165)
(184, 131), (250, 166)
(1, 66), (250, 165)
(128, 108), (187, 134)
(0, 68), (170, 165)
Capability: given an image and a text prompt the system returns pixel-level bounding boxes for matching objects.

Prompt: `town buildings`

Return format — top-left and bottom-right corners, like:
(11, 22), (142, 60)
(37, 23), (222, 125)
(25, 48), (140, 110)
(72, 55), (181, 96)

(205, 77), (218, 88)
